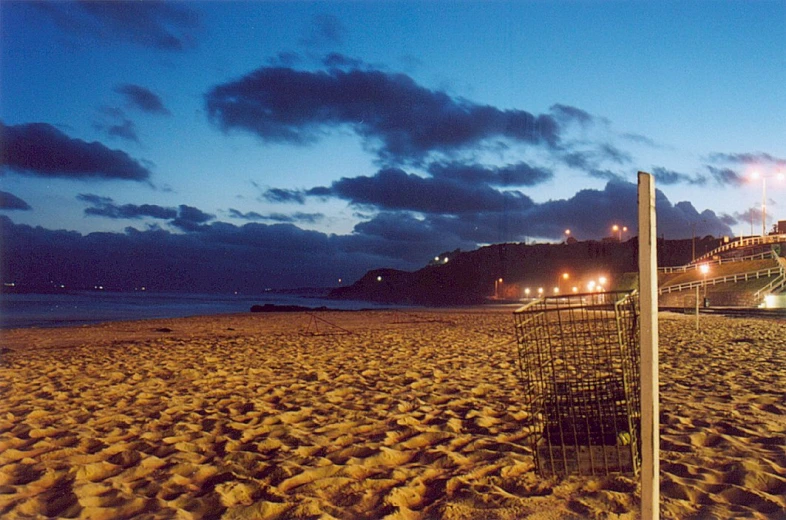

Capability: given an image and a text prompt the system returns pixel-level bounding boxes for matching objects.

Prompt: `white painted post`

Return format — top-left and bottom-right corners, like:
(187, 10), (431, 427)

(638, 171), (659, 520)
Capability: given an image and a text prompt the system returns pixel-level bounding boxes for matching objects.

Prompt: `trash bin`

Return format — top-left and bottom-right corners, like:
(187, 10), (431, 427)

(513, 291), (641, 477)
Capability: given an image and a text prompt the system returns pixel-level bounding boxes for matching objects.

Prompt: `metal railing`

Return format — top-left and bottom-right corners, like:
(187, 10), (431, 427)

(753, 256), (786, 302)
(692, 234), (786, 264)
(658, 251), (775, 274)
(658, 267), (784, 295)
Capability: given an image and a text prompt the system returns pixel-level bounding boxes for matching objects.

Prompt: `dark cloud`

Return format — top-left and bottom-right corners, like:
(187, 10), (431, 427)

(2, 213), (443, 291)
(708, 151), (786, 166)
(598, 143), (631, 165)
(104, 119), (140, 142)
(229, 209), (266, 221)
(560, 143), (629, 175)
(322, 53), (366, 70)
(205, 66), (559, 163)
(78, 193), (177, 220)
(338, 212), (476, 262)
(262, 188), (306, 204)
(171, 205), (215, 232)
(267, 51), (303, 67)
(0, 179), (736, 292)
(427, 161), (552, 187)
(706, 165), (744, 186)
(0, 122), (151, 181)
(620, 133), (662, 148)
(588, 169), (626, 183)
(115, 84), (170, 115)
(310, 167), (535, 214)
(300, 14), (345, 47)
(36, 0), (200, 51)
(229, 208), (323, 224)
(0, 191), (32, 211)
(550, 104), (594, 126)
(652, 167), (707, 186)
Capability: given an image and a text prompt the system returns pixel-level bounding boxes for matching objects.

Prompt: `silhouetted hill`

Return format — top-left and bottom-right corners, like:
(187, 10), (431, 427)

(329, 236), (721, 305)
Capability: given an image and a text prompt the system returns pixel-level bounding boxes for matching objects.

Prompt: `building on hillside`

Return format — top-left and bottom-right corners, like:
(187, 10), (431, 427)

(778, 220), (786, 234)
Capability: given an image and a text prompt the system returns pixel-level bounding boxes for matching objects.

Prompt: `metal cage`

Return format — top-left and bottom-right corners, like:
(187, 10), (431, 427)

(513, 291), (641, 477)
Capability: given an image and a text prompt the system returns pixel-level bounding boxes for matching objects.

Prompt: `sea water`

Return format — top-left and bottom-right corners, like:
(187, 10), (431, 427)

(0, 291), (387, 329)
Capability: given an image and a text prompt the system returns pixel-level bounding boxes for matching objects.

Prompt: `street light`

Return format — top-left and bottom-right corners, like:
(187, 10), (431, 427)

(751, 170), (785, 236)
(558, 272), (569, 292)
(495, 278), (503, 299)
(695, 264), (710, 330)
(564, 229), (571, 242)
(612, 224), (627, 241)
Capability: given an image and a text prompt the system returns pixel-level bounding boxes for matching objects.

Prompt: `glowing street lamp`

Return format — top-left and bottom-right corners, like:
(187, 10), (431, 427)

(537, 287), (544, 296)
(553, 287), (560, 294)
(494, 278), (504, 299)
(524, 288), (531, 298)
(696, 263), (710, 330)
(751, 170), (785, 236)
(564, 229), (571, 242)
(612, 224), (627, 241)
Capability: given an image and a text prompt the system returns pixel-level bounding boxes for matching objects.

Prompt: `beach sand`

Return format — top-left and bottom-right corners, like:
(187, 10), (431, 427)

(0, 309), (784, 519)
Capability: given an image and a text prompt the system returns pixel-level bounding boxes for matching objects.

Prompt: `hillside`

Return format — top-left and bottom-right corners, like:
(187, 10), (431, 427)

(329, 236), (718, 305)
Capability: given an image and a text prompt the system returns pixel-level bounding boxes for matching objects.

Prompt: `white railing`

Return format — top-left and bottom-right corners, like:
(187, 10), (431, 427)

(658, 251), (775, 274)
(658, 267), (783, 295)
(692, 234), (786, 264)
(753, 256), (786, 302)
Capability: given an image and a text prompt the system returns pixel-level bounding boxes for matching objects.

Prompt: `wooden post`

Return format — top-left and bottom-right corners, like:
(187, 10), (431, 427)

(638, 171), (659, 519)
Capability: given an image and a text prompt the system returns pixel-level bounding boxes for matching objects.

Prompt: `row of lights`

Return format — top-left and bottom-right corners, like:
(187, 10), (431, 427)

(564, 225), (628, 241)
(496, 274), (608, 299)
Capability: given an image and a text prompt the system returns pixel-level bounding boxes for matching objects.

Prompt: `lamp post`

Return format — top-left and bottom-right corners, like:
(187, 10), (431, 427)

(751, 170), (785, 236)
(696, 264), (709, 330)
(494, 278), (503, 299)
(558, 272), (569, 292)
(564, 229), (571, 242)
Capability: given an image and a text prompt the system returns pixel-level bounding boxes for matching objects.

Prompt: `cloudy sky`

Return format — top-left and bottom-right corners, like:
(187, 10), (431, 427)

(1, 1), (785, 291)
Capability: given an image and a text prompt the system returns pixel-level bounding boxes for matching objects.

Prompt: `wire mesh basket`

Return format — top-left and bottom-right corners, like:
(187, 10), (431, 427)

(513, 290), (641, 477)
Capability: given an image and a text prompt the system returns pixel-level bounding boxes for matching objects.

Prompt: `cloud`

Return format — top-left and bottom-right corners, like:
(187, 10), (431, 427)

(0, 191), (32, 211)
(1, 122), (151, 181)
(115, 84), (171, 115)
(205, 66), (560, 163)
(36, 0), (201, 51)
(322, 53), (366, 70)
(706, 165), (744, 186)
(426, 161), (552, 187)
(104, 119), (140, 142)
(550, 104), (595, 127)
(262, 188), (306, 204)
(229, 208), (323, 223)
(300, 14), (345, 48)
(708, 151), (786, 167)
(78, 193), (177, 219)
(171, 205), (215, 232)
(77, 195), (216, 232)
(309, 167), (535, 214)
(652, 167), (707, 186)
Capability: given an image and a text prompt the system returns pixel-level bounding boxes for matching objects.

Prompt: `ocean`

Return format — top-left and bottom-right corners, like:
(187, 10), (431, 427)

(0, 291), (390, 329)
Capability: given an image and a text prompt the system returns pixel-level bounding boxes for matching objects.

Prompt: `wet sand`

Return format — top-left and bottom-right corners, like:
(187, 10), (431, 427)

(1, 310), (784, 519)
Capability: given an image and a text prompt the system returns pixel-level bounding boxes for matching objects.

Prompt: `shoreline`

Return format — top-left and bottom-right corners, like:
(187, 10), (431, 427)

(1, 310), (784, 518)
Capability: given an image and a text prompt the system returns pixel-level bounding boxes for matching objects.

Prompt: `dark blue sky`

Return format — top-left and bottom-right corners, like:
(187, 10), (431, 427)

(1, 1), (784, 290)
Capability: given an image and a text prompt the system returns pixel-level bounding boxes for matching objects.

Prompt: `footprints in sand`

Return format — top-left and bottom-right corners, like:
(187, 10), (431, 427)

(658, 315), (786, 519)
(1, 311), (784, 518)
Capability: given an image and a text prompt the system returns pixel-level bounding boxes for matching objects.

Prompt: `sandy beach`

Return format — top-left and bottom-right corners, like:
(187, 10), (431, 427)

(0, 309), (784, 519)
